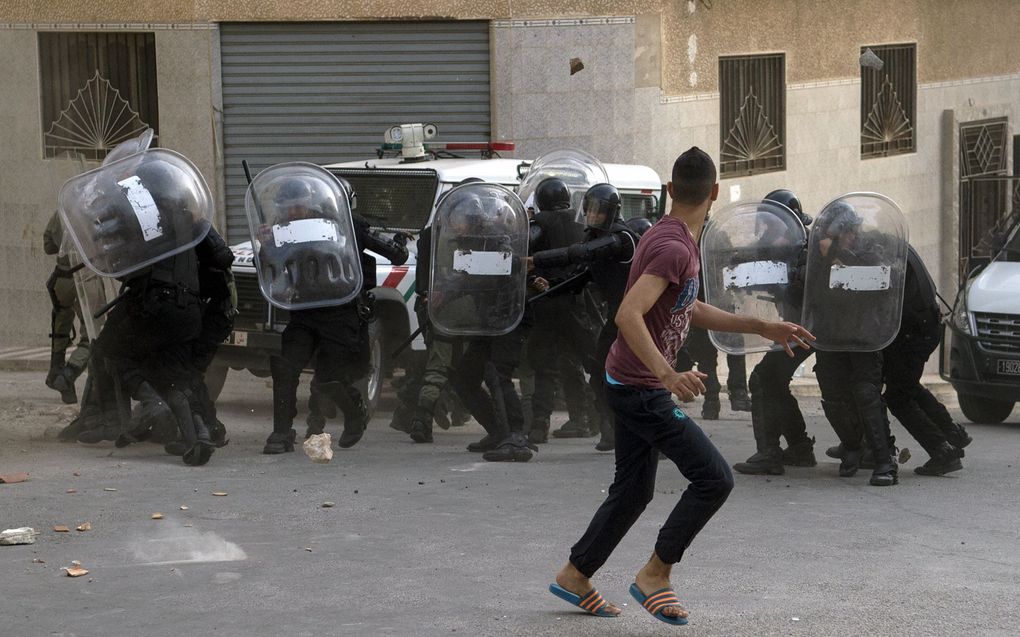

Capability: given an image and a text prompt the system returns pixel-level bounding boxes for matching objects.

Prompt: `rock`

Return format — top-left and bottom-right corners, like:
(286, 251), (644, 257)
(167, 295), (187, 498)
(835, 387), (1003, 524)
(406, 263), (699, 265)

(151, 513), (164, 520)
(76, 522), (91, 532)
(0, 472), (30, 484)
(212, 492), (228, 497)
(303, 433), (333, 463)
(321, 502), (335, 508)
(0, 527), (37, 545)
(63, 560), (88, 577)
(53, 525), (70, 533)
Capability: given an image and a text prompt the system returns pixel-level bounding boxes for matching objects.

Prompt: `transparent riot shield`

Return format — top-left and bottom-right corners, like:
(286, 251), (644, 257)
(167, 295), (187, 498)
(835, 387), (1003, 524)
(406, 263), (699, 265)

(66, 240), (120, 341)
(245, 162), (363, 310)
(429, 183), (529, 337)
(58, 149), (213, 279)
(101, 128), (155, 166)
(516, 149), (609, 217)
(801, 193), (908, 351)
(701, 200), (808, 354)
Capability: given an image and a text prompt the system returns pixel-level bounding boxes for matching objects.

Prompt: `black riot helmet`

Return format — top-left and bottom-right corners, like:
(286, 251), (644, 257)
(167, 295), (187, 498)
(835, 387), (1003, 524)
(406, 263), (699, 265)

(764, 189), (811, 226)
(625, 216), (653, 237)
(334, 176), (358, 211)
(822, 201), (863, 239)
(534, 177), (571, 212)
(582, 183), (622, 231)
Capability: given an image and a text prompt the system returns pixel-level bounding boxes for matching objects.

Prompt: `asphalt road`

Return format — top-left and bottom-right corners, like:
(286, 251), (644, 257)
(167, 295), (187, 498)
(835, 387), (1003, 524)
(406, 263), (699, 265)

(0, 369), (1017, 637)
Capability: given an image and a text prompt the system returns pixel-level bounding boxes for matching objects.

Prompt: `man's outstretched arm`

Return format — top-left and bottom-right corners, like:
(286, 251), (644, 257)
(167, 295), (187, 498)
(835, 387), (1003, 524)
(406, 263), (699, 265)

(691, 300), (814, 356)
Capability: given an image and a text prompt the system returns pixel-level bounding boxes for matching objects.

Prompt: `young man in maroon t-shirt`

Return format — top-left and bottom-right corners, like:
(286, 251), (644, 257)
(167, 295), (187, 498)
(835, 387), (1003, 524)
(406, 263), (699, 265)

(548, 147), (813, 625)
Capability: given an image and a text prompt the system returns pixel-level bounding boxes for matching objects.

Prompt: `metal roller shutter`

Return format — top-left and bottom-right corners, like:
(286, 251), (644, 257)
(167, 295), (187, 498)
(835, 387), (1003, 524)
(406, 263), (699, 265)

(220, 21), (491, 242)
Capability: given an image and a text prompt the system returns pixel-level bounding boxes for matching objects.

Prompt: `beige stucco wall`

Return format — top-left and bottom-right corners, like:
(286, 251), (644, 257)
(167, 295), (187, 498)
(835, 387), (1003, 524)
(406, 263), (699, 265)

(6, 0), (1020, 90)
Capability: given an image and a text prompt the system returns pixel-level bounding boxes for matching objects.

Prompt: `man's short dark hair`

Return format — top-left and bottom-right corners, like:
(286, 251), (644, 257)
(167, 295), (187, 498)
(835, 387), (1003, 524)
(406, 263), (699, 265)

(670, 147), (717, 205)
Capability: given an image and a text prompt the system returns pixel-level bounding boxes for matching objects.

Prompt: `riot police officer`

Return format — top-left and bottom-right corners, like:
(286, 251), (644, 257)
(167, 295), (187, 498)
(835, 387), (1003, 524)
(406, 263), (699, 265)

(881, 245), (971, 475)
(528, 183), (641, 451)
(526, 177), (595, 443)
(733, 190), (818, 475)
(810, 202), (900, 486)
(43, 210), (90, 404)
(261, 174), (408, 454)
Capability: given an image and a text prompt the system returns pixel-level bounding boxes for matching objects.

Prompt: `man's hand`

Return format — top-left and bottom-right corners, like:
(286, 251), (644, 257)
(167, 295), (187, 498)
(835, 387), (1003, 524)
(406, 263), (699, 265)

(529, 276), (550, 292)
(526, 256), (535, 272)
(760, 321), (815, 356)
(660, 370), (708, 402)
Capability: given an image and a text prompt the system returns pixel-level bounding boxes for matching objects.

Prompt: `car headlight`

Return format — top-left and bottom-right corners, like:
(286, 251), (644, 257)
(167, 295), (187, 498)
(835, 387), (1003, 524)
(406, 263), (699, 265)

(952, 288), (972, 335)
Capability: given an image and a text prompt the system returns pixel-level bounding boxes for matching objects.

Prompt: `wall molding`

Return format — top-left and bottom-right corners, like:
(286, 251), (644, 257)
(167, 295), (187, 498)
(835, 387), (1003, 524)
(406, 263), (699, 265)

(1, 23), (217, 31)
(921, 72), (1020, 90)
(492, 17), (634, 28)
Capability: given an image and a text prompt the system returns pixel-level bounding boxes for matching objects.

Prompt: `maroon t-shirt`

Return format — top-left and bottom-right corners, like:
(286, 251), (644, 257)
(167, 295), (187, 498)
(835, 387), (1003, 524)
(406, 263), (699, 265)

(605, 216), (700, 390)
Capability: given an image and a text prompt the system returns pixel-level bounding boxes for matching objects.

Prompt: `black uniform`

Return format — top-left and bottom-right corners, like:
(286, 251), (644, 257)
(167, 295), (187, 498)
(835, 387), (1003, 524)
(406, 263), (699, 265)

(265, 214), (408, 453)
(526, 205), (594, 442)
(530, 218), (640, 450)
(882, 246), (970, 474)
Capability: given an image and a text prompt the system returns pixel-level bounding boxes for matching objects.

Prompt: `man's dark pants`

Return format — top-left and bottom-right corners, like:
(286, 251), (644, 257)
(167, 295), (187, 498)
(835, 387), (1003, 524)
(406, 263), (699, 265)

(569, 384), (734, 576)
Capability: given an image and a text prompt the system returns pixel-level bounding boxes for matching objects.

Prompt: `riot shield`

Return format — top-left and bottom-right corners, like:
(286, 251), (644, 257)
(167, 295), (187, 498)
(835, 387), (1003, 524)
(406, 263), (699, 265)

(66, 241), (120, 341)
(101, 128), (155, 166)
(801, 193), (908, 351)
(245, 162), (363, 310)
(58, 149), (213, 279)
(428, 183), (529, 337)
(701, 200), (808, 354)
(516, 149), (608, 218)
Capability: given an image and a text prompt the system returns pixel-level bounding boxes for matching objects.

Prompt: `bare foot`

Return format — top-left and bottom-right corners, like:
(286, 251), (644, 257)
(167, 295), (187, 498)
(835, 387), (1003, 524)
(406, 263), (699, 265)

(555, 562), (621, 616)
(634, 556), (688, 620)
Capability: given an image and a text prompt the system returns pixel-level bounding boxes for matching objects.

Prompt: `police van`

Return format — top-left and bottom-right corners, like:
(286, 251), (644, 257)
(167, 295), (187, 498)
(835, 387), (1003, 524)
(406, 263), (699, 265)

(941, 208), (1020, 424)
(211, 126), (664, 413)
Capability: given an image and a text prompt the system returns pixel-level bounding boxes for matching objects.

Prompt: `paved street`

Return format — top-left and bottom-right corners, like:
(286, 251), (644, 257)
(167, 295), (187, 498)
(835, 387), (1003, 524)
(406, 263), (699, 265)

(1, 368), (1017, 636)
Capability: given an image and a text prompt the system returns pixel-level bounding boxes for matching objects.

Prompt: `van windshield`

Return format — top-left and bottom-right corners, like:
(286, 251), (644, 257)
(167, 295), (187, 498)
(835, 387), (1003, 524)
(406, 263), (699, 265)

(327, 168), (439, 232)
(994, 216), (1020, 262)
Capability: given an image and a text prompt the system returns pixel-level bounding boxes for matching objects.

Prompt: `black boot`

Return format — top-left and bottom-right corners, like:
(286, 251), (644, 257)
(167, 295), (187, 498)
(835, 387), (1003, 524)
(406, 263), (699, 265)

(263, 429), (296, 454)
(821, 399), (862, 477)
(733, 447), (785, 475)
(482, 431), (537, 462)
(914, 442), (964, 476)
(337, 392), (369, 448)
(945, 424), (973, 451)
(855, 395), (897, 487)
(701, 395), (721, 420)
(50, 362), (81, 405)
(45, 352), (65, 389)
(550, 419), (588, 439)
(530, 417), (551, 444)
(729, 387), (752, 412)
(408, 417), (433, 444)
(388, 403), (413, 433)
(781, 437), (817, 467)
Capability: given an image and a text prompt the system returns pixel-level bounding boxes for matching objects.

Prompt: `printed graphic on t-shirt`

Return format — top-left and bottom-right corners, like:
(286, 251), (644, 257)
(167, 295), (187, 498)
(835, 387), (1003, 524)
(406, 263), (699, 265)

(661, 277), (698, 367)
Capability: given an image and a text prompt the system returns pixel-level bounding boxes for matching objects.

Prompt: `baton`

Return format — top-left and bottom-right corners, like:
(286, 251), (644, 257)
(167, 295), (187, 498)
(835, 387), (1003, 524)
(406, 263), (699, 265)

(390, 326), (424, 359)
(92, 288), (131, 319)
(527, 270), (588, 304)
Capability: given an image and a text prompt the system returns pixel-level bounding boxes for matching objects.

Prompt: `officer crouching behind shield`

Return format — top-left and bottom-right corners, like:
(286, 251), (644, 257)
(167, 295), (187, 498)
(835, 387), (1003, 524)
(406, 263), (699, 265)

(249, 165), (407, 455)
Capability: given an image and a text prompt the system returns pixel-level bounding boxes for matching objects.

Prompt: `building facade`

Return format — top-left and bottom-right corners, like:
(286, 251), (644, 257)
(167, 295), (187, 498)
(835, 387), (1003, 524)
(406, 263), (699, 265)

(2, 0), (1018, 346)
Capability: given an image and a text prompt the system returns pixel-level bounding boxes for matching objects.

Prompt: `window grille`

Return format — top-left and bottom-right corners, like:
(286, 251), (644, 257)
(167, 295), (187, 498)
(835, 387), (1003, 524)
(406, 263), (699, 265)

(38, 32), (158, 161)
(719, 53), (785, 178)
(860, 43), (916, 159)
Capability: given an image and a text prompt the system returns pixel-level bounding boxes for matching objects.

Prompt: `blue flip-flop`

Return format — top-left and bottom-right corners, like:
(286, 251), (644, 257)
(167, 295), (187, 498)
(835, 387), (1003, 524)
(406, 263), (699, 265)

(629, 583), (688, 625)
(548, 583), (617, 617)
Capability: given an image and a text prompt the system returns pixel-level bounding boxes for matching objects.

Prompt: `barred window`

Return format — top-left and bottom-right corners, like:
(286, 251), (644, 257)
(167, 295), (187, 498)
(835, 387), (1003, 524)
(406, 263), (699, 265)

(719, 53), (785, 178)
(39, 32), (158, 161)
(860, 43), (916, 159)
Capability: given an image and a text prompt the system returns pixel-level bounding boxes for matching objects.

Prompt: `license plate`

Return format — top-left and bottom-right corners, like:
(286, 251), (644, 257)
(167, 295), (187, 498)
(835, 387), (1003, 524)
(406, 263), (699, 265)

(232, 331), (248, 347)
(997, 359), (1020, 375)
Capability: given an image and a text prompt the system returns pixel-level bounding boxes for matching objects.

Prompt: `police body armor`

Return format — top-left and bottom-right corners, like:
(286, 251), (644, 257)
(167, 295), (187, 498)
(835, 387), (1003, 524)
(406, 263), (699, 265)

(428, 183), (529, 337)
(801, 193), (908, 351)
(700, 199), (808, 354)
(245, 163), (364, 311)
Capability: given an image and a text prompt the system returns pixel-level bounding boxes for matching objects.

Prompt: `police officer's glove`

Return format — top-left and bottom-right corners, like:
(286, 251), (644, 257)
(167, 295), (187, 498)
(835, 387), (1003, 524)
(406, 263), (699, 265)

(392, 231), (412, 248)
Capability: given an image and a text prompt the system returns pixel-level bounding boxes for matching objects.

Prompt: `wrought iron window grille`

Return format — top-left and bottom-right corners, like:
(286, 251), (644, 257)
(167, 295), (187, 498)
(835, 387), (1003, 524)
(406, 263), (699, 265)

(719, 53), (786, 178)
(38, 32), (158, 161)
(860, 43), (916, 159)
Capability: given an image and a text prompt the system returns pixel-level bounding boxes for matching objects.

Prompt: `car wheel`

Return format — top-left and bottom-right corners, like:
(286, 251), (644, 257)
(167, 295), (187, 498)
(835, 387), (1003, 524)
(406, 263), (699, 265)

(958, 392), (1013, 424)
(357, 321), (383, 420)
